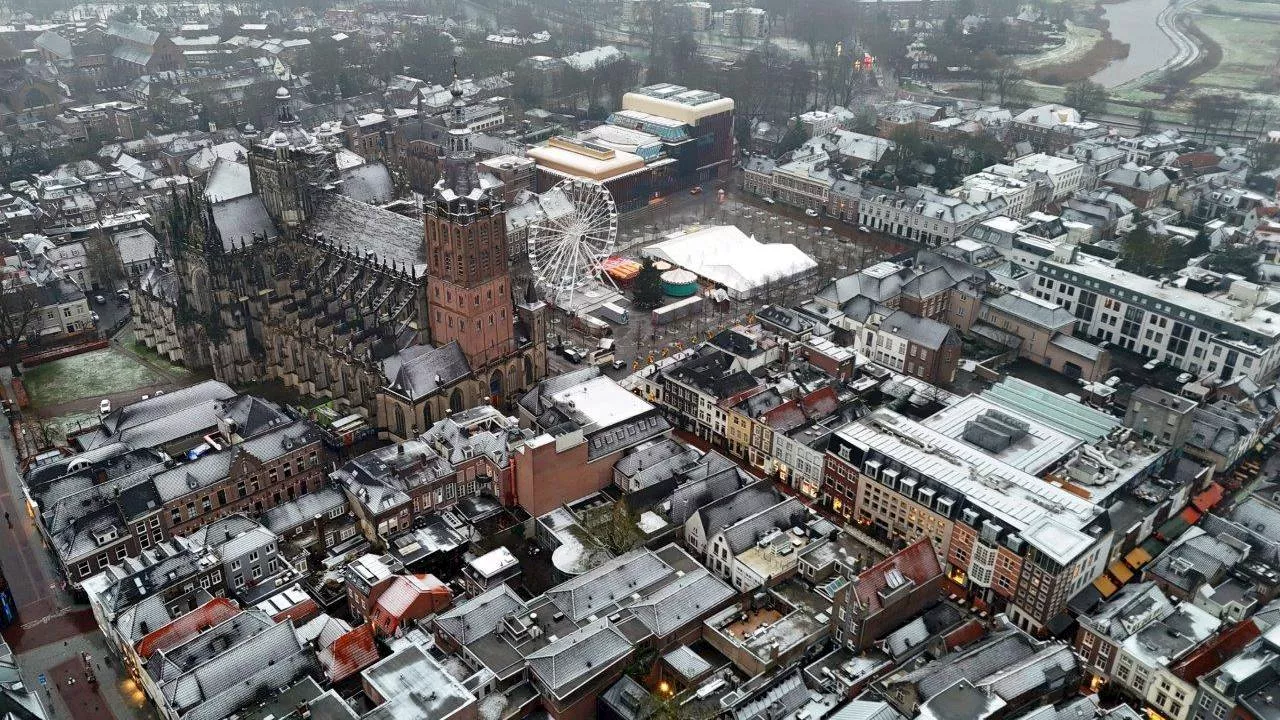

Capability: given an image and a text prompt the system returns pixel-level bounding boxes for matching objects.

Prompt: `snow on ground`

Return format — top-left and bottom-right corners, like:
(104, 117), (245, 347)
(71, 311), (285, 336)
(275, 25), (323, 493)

(479, 692), (510, 720)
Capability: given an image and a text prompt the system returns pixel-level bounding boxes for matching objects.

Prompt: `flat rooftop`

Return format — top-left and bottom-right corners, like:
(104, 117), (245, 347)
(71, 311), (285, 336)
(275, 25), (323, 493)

(920, 395), (1081, 475)
(550, 374), (655, 433)
(838, 409), (1100, 535)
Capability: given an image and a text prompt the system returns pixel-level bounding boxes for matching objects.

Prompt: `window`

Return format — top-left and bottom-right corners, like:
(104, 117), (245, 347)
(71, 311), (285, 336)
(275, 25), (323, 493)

(251, 566), (262, 580)
(114, 546), (127, 561)
(249, 551), (259, 562)
(235, 575), (245, 588)
(231, 559), (241, 571)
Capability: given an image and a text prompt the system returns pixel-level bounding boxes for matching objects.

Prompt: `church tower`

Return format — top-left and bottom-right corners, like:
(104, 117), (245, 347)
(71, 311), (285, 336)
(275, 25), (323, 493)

(425, 62), (515, 370)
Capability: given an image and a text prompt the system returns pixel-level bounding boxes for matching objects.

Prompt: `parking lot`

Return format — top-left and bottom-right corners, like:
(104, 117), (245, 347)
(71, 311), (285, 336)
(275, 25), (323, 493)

(540, 181), (904, 378)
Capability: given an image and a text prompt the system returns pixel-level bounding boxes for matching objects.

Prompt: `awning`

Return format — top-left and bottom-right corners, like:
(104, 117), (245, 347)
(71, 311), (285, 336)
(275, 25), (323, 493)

(1109, 561), (1134, 584)
(1093, 575), (1118, 598)
(1193, 482), (1225, 512)
(1125, 546), (1153, 570)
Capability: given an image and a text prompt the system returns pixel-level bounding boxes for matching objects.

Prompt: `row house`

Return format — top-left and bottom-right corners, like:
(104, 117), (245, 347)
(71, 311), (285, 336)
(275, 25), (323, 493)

(154, 420), (325, 537)
(858, 185), (1004, 246)
(823, 407), (1113, 636)
(26, 446), (172, 584)
(432, 545), (735, 720)
(660, 345), (760, 444)
(1034, 251), (1280, 382)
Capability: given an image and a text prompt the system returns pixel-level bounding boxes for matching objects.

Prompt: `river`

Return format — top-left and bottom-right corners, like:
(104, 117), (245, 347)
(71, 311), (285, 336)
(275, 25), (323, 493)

(1090, 0), (1181, 88)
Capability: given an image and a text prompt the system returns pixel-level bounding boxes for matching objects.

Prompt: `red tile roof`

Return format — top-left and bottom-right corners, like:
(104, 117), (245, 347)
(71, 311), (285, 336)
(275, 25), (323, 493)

(320, 622), (380, 683)
(371, 574), (451, 634)
(1172, 620), (1261, 681)
(1192, 483), (1225, 513)
(135, 597), (241, 659)
(851, 538), (942, 615)
(1181, 506), (1203, 525)
(944, 619), (986, 650)
(272, 597), (320, 625)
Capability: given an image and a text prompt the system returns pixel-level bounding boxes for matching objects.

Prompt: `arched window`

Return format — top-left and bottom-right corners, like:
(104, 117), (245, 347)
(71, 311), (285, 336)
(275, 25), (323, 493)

(524, 355), (535, 385)
(489, 370), (503, 401)
(394, 405), (405, 437)
(449, 387), (465, 414)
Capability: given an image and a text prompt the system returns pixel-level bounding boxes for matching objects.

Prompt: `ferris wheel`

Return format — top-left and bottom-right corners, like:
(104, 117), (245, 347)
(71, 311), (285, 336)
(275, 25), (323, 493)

(528, 178), (619, 308)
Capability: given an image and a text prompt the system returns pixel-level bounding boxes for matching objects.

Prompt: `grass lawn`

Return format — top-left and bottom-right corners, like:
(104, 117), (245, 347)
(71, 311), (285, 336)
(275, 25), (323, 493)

(116, 328), (191, 376)
(23, 348), (165, 408)
(1199, 0), (1280, 21)
(1190, 14), (1280, 90)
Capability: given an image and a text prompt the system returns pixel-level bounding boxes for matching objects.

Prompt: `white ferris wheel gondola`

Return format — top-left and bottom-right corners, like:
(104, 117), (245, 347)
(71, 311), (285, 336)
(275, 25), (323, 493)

(527, 178), (619, 308)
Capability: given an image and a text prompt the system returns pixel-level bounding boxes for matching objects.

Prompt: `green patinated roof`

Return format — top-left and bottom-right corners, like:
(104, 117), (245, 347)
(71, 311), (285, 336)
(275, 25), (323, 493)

(981, 377), (1119, 443)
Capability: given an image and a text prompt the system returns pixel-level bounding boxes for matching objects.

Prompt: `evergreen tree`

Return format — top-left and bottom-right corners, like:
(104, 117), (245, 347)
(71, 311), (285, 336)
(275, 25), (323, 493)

(634, 258), (664, 309)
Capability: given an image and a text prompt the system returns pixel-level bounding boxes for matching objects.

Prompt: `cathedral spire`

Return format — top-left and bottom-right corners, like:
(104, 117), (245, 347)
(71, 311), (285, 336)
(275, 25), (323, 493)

(436, 56), (479, 200)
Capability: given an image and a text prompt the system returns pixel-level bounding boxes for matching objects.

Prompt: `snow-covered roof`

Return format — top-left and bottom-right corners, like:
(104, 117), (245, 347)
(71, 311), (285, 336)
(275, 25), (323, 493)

(642, 225), (817, 297)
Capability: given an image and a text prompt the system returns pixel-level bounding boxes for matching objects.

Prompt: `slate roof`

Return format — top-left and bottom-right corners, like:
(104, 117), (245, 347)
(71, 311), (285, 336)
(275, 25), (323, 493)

(381, 342), (472, 401)
(525, 619), (631, 698)
(693, 480), (779, 536)
(732, 670), (811, 720)
(547, 549), (671, 622)
(83, 380), (237, 451)
(435, 584), (527, 645)
(163, 619), (312, 720)
(719, 497), (808, 555)
(106, 21), (161, 46)
(33, 30), (73, 58)
(628, 567), (734, 638)
(261, 487), (347, 535)
(1103, 166), (1170, 191)
(149, 608), (274, 685)
(663, 645), (712, 681)
(309, 193), (425, 274)
(202, 159), (252, 202)
(152, 421), (317, 503)
(1147, 528), (1245, 593)
(337, 162), (394, 204)
(667, 465), (749, 525)
(211, 194), (275, 250)
(889, 629), (1040, 700)
(880, 309), (955, 349)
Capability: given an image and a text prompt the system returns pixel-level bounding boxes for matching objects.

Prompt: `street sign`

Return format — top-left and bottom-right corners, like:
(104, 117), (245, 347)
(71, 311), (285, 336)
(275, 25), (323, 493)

(36, 673), (45, 686)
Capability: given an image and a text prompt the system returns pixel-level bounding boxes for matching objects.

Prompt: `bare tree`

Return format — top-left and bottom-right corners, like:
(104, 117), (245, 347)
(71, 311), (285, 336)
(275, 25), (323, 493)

(0, 279), (43, 375)
(88, 229), (126, 291)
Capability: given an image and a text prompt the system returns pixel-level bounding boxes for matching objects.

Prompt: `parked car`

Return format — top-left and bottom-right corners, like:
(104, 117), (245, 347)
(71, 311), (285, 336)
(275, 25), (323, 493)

(99, 399), (111, 417)
(90, 311), (99, 323)
(858, 225), (869, 233)
(611, 359), (627, 371)
(804, 208), (819, 217)
(116, 290), (130, 302)
(94, 294), (106, 305)
(689, 186), (703, 195)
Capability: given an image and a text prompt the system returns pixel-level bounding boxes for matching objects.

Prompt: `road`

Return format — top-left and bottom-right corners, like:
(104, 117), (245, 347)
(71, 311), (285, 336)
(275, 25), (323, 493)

(0, 379), (154, 720)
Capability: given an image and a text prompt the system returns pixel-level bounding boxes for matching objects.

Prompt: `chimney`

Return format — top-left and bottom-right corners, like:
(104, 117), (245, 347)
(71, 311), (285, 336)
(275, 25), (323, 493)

(94, 468), (109, 485)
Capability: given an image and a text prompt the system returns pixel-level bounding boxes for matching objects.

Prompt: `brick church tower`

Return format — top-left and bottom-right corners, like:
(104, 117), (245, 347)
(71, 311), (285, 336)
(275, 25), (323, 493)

(425, 62), (516, 371)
